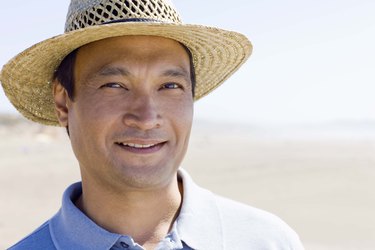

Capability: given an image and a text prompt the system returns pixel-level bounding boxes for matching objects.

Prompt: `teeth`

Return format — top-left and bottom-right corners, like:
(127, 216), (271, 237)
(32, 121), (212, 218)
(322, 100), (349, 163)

(121, 143), (156, 148)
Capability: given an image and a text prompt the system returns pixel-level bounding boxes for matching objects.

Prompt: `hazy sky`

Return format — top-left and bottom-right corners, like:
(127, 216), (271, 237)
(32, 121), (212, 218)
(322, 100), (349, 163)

(0, 0), (374, 124)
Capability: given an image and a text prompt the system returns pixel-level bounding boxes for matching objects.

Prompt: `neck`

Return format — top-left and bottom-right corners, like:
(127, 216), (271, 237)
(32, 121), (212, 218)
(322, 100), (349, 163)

(76, 174), (183, 248)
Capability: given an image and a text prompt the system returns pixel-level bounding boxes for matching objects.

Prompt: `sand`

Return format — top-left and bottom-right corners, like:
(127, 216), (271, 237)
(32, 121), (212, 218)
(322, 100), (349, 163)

(0, 115), (374, 249)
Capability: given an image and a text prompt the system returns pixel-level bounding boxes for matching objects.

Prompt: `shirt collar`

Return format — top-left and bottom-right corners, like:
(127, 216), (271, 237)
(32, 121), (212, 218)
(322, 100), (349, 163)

(49, 183), (122, 249)
(176, 169), (224, 250)
(49, 169), (223, 250)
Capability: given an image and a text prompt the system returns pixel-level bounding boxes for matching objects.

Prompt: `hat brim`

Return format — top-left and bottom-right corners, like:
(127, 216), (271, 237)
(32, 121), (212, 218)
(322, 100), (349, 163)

(0, 22), (252, 126)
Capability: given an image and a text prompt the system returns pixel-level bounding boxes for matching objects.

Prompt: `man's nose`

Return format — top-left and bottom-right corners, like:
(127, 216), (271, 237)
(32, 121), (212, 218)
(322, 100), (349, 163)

(122, 94), (162, 130)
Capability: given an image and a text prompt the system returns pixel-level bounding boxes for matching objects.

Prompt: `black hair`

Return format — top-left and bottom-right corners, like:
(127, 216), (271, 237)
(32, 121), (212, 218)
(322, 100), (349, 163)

(54, 49), (78, 101)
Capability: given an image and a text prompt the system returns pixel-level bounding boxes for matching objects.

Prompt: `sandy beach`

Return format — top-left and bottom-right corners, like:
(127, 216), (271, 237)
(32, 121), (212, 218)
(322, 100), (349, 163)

(0, 115), (374, 249)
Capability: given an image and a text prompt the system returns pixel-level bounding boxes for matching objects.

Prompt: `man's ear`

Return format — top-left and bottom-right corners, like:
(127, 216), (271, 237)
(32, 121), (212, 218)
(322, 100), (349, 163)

(53, 80), (71, 127)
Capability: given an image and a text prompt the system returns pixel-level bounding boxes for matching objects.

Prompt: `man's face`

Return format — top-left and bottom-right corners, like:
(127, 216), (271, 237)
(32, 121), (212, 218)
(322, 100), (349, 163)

(58, 36), (194, 190)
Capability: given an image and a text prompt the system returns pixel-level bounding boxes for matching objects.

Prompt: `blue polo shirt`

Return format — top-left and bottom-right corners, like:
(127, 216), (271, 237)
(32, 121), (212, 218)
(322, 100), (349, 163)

(9, 169), (304, 250)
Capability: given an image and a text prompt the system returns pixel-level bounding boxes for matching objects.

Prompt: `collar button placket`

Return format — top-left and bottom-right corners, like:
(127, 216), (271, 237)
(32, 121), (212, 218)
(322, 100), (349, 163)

(120, 241), (130, 248)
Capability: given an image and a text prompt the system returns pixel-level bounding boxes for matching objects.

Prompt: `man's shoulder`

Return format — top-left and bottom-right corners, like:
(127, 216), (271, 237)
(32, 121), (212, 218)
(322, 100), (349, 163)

(214, 194), (288, 226)
(8, 221), (55, 250)
(213, 194), (304, 249)
(180, 169), (304, 249)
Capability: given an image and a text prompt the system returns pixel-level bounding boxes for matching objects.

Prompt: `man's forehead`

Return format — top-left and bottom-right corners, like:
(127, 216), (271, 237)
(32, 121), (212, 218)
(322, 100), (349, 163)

(79, 35), (182, 51)
(76, 37), (188, 64)
(76, 36), (189, 64)
(74, 36), (191, 81)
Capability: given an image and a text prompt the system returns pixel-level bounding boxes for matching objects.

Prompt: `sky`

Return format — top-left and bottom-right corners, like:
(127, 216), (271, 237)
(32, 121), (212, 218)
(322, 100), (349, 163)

(0, 0), (374, 124)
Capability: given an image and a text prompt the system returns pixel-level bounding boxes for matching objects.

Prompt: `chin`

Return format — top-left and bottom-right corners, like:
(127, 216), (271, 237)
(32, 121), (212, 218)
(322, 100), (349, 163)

(111, 162), (179, 189)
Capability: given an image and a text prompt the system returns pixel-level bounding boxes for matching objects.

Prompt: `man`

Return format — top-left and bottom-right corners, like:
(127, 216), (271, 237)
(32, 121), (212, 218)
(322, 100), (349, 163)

(1, 0), (304, 249)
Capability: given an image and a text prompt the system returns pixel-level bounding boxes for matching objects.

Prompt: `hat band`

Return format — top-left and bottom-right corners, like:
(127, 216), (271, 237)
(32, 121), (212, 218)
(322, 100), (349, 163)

(102, 17), (164, 25)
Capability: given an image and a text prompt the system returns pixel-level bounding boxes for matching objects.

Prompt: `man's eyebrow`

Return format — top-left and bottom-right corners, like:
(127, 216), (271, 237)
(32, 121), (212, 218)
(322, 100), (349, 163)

(161, 68), (190, 81)
(92, 66), (190, 81)
(97, 66), (131, 77)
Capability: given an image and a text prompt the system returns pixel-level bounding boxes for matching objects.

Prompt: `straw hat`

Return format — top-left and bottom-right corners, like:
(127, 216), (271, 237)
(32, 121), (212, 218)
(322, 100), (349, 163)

(0, 0), (252, 126)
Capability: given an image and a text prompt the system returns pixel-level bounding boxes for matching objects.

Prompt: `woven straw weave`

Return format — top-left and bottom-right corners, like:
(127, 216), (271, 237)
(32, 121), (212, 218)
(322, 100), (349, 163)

(65, 0), (181, 31)
(0, 0), (252, 126)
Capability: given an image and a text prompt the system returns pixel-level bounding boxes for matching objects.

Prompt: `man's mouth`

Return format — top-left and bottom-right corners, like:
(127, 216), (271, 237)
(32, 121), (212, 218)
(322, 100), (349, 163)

(115, 141), (166, 153)
(119, 143), (158, 149)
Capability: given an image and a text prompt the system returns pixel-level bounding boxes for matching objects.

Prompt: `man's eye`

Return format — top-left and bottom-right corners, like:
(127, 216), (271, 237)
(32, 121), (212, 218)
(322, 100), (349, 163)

(101, 83), (123, 88)
(162, 83), (181, 89)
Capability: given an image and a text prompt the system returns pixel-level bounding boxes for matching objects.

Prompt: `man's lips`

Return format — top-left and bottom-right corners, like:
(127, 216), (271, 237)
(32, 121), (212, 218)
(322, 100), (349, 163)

(115, 140), (167, 153)
(119, 142), (158, 148)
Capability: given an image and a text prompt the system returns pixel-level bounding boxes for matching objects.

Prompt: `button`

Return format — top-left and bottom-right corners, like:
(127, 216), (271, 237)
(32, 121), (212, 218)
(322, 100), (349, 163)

(120, 241), (129, 248)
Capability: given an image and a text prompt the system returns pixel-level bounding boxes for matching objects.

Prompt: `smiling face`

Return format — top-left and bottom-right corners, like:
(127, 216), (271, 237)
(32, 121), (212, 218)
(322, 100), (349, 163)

(54, 36), (194, 191)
